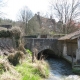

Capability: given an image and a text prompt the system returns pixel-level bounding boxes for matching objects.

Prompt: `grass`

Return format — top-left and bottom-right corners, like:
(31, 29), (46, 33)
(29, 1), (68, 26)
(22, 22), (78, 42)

(0, 71), (21, 80)
(26, 49), (32, 56)
(15, 58), (49, 80)
(0, 54), (49, 80)
(0, 58), (21, 80)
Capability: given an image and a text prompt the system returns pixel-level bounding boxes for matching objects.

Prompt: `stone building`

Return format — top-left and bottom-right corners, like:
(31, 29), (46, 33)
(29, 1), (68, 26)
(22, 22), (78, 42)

(28, 13), (56, 35)
(59, 30), (80, 63)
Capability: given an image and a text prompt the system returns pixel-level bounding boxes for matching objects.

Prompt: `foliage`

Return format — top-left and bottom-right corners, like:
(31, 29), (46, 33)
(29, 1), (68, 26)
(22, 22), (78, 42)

(0, 29), (12, 38)
(50, 0), (80, 34)
(10, 27), (21, 39)
(8, 51), (24, 66)
(72, 67), (80, 74)
(15, 59), (49, 80)
(0, 27), (21, 39)
(0, 71), (21, 80)
(0, 64), (4, 74)
(11, 27), (22, 48)
(0, 18), (15, 25)
(15, 62), (41, 80)
(0, 58), (21, 80)
(0, 58), (13, 74)
(0, 52), (49, 80)
(0, 27), (22, 48)
(26, 49), (32, 56)
(18, 6), (33, 35)
(18, 43), (27, 54)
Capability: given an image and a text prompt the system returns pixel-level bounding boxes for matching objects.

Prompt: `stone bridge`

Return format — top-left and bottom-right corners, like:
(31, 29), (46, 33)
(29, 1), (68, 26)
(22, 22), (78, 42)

(22, 38), (62, 58)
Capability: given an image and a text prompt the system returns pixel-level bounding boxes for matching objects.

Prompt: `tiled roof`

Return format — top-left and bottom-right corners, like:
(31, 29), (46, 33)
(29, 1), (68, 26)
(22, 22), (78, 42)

(58, 30), (80, 40)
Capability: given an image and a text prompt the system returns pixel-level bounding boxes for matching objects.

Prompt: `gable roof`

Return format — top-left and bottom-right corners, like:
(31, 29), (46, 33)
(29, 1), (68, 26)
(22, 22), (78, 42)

(58, 30), (80, 40)
(28, 14), (56, 35)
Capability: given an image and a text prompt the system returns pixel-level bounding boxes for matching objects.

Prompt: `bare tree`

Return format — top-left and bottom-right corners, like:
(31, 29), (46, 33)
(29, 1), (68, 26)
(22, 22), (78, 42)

(50, 0), (80, 34)
(18, 6), (33, 35)
(0, 0), (6, 17)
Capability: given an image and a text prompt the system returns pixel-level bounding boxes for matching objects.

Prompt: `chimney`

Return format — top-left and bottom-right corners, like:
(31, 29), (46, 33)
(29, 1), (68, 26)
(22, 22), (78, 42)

(37, 12), (40, 16)
(50, 15), (52, 19)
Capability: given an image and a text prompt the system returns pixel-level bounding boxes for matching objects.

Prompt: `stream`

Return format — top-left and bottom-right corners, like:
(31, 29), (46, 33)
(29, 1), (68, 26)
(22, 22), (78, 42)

(46, 58), (80, 80)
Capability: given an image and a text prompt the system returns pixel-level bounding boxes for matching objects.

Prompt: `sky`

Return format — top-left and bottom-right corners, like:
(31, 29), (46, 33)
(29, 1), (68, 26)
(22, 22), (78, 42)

(1, 0), (50, 21)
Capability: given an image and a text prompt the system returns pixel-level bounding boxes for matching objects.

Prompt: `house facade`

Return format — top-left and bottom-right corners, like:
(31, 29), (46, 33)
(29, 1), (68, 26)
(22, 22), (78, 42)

(28, 13), (57, 35)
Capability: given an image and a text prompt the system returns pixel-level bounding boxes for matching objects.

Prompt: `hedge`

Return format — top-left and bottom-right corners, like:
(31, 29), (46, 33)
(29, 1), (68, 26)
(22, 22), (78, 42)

(0, 27), (21, 39)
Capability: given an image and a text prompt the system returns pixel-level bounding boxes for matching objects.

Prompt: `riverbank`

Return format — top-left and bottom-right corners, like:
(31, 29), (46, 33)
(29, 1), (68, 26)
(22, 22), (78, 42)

(62, 55), (80, 74)
(46, 58), (80, 80)
(0, 54), (49, 80)
(15, 58), (49, 80)
(62, 55), (76, 64)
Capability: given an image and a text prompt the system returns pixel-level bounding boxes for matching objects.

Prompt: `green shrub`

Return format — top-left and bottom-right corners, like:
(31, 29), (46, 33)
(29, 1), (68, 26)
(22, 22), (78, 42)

(10, 27), (21, 39)
(0, 30), (12, 38)
(0, 59), (12, 74)
(8, 51), (24, 66)
(10, 27), (22, 48)
(0, 27), (22, 49)
(26, 49), (32, 56)
(18, 44), (27, 54)
(0, 27), (21, 39)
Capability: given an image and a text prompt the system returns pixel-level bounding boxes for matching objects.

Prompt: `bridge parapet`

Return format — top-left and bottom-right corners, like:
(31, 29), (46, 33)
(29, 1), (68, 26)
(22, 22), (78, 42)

(22, 38), (60, 56)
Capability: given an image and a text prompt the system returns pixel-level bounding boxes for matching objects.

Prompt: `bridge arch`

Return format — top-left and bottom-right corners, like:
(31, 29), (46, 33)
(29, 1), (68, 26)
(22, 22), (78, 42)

(37, 49), (58, 60)
(22, 38), (62, 59)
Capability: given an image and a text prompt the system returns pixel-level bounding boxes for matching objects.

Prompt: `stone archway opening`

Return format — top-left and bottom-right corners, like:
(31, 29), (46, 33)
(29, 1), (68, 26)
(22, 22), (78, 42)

(37, 49), (58, 60)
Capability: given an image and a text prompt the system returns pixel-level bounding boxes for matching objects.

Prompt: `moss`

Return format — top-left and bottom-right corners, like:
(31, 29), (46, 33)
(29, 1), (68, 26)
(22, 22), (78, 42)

(72, 67), (80, 74)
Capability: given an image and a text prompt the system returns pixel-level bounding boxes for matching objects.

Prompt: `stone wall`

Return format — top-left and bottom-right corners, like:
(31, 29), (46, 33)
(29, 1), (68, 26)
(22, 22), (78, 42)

(0, 38), (15, 51)
(76, 37), (80, 62)
(23, 38), (62, 56)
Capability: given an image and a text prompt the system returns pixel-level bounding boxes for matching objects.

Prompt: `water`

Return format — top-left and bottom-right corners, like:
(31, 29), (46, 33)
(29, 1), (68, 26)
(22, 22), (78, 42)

(46, 58), (80, 80)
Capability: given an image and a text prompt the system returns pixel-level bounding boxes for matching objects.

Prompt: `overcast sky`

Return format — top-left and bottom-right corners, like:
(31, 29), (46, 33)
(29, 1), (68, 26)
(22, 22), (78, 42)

(2, 0), (50, 21)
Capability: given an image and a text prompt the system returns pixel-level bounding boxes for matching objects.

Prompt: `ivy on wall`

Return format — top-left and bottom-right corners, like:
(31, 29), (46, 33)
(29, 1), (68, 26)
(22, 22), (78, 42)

(0, 27), (21, 48)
